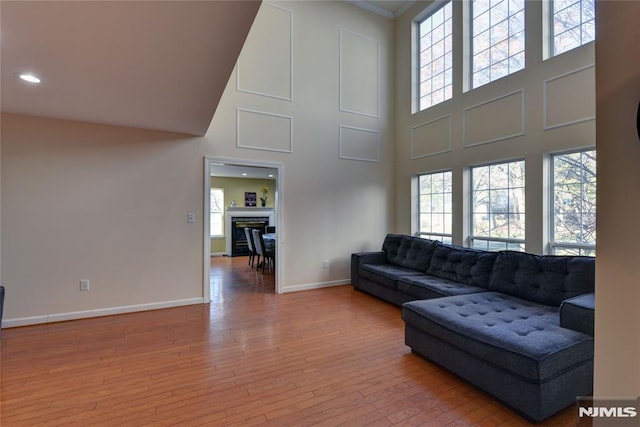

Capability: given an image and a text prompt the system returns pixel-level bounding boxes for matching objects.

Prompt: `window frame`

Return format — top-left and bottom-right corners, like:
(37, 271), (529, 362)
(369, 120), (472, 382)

(210, 188), (224, 238)
(549, 148), (596, 256)
(545, 0), (596, 59)
(469, 0), (526, 90)
(414, 0), (454, 113)
(469, 159), (526, 252)
(416, 170), (453, 244)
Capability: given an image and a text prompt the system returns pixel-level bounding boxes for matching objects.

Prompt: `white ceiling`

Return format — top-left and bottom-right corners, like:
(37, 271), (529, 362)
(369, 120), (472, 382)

(211, 163), (277, 180)
(0, 0), (261, 136)
(0, 1), (412, 137)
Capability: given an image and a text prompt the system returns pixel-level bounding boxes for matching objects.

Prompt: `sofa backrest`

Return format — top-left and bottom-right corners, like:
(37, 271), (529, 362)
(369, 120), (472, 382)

(382, 234), (439, 272)
(427, 244), (498, 288)
(489, 251), (595, 306)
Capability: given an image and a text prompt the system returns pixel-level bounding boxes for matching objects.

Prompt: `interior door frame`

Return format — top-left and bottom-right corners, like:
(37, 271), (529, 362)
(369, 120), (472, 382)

(203, 156), (284, 302)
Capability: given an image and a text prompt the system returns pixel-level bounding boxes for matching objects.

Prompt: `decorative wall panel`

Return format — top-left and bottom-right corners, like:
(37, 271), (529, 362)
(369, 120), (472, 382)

(544, 65), (595, 130)
(237, 108), (293, 153)
(411, 115), (452, 159)
(237, 3), (292, 100)
(339, 125), (380, 162)
(339, 29), (379, 117)
(464, 90), (525, 147)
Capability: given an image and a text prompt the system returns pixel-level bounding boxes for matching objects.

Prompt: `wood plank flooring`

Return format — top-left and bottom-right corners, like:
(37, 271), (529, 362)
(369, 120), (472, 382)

(0, 256), (579, 426)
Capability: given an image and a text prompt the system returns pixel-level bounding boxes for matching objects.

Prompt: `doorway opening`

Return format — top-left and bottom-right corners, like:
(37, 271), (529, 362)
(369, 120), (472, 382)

(203, 156), (283, 302)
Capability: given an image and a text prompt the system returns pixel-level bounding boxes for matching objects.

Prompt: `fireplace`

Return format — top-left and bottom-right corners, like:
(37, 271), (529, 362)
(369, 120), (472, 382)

(225, 207), (275, 256)
(231, 217), (269, 257)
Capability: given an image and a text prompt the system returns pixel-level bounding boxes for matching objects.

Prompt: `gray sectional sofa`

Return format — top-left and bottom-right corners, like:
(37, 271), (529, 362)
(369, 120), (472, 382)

(351, 234), (595, 422)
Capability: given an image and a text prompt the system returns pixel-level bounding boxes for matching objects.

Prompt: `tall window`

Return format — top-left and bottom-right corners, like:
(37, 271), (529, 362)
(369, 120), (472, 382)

(471, 160), (525, 251)
(210, 188), (224, 238)
(417, 1), (453, 111)
(550, 0), (595, 57)
(551, 150), (596, 255)
(418, 171), (453, 244)
(471, 0), (525, 89)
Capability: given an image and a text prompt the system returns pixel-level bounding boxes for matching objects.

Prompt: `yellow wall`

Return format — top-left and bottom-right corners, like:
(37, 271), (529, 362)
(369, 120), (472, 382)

(210, 176), (276, 254)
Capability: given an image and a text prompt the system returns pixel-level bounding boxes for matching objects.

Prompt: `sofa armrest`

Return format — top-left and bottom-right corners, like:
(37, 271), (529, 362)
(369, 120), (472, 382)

(560, 293), (594, 336)
(351, 252), (386, 289)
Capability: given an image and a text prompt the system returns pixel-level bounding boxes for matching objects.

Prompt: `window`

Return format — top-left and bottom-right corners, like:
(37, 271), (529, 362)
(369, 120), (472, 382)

(210, 188), (224, 237)
(417, 1), (453, 111)
(551, 149), (596, 255)
(418, 171), (453, 244)
(471, 0), (525, 89)
(550, 0), (595, 57)
(471, 160), (525, 251)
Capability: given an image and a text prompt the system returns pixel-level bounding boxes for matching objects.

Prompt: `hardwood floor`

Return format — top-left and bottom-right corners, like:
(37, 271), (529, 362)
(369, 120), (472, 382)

(0, 256), (578, 426)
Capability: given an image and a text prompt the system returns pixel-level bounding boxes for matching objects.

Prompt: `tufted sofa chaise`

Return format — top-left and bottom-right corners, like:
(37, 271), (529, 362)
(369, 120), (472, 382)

(351, 234), (595, 422)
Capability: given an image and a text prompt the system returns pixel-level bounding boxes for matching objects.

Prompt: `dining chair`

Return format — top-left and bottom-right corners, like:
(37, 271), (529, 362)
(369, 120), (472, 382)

(244, 228), (256, 267)
(252, 229), (274, 273)
(252, 229), (264, 271)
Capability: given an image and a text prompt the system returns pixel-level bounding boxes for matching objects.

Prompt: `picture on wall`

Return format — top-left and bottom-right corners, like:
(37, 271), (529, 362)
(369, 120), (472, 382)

(245, 192), (257, 207)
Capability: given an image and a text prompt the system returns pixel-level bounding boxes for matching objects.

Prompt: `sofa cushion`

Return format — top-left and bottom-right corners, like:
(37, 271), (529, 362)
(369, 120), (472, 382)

(560, 293), (595, 336)
(488, 251), (595, 307)
(359, 263), (425, 290)
(426, 244), (497, 288)
(398, 275), (488, 300)
(382, 234), (439, 272)
(402, 292), (593, 382)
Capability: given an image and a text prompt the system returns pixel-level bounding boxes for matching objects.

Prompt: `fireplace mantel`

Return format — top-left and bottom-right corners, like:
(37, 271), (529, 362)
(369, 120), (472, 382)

(225, 208), (275, 256)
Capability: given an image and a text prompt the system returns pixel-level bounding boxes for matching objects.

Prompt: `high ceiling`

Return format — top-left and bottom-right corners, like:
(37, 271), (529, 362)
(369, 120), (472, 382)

(0, 0), (261, 136)
(0, 1), (411, 137)
(350, 0), (415, 18)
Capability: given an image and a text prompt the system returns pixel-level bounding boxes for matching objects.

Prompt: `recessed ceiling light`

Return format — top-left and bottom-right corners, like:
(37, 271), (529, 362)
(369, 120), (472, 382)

(242, 173), (248, 176)
(18, 73), (41, 84)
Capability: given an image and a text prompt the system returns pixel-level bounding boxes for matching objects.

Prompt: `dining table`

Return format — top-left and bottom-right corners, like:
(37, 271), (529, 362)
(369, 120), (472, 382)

(262, 233), (276, 252)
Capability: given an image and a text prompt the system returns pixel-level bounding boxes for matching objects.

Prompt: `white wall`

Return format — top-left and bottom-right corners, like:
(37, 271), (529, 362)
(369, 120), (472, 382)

(0, 0), (395, 324)
(206, 1), (396, 291)
(593, 0), (640, 399)
(394, 0), (595, 254)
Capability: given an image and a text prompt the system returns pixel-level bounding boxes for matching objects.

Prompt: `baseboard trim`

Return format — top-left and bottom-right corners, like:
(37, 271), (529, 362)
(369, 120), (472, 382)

(2, 298), (204, 328)
(282, 279), (350, 293)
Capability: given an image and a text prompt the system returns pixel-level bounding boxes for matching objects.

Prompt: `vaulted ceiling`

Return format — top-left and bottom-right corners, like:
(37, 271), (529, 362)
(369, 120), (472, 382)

(1, 1), (412, 137)
(1, 0), (261, 136)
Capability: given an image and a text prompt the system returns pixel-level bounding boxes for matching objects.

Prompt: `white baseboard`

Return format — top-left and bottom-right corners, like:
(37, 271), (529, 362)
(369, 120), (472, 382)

(282, 279), (350, 293)
(2, 298), (204, 328)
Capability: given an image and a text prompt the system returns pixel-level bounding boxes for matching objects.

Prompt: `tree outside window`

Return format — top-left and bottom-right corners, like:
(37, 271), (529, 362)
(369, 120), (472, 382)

(551, 149), (596, 256)
(471, 160), (525, 251)
(417, 1), (453, 111)
(551, 0), (595, 57)
(418, 171), (453, 244)
(471, 0), (525, 89)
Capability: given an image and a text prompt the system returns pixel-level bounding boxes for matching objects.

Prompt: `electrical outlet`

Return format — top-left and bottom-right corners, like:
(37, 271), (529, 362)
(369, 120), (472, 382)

(323, 260), (329, 269)
(187, 212), (196, 223)
(80, 279), (90, 291)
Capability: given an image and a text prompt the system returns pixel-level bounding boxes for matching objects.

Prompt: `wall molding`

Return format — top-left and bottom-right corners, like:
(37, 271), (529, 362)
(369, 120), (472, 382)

(339, 125), (380, 162)
(463, 89), (525, 148)
(237, 2), (293, 101)
(3, 298), (203, 328)
(411, 114), (452, 159)
(237, 108), (293, 153)
(543, 64), (596, 131)
(282, 279), (350, 293)
(339, 28), (380, 118)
